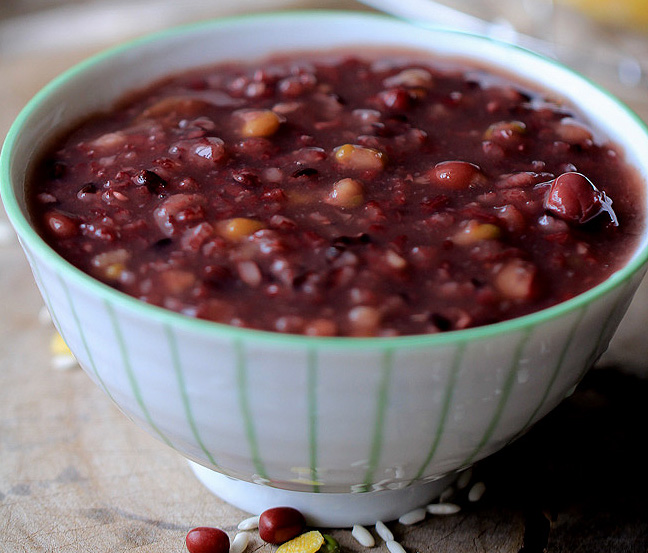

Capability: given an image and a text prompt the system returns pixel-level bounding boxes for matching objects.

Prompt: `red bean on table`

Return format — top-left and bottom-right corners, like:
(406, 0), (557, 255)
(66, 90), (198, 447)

(259, 506), (306, 544)
(185, 526), (230, 553)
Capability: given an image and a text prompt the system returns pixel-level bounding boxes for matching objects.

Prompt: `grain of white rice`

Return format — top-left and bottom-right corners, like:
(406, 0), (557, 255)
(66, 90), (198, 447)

(237, 515), (259, 531)
(375, 520), (394, 542)
(237, 260), (262, 287)
(386, 540), (407, 553)
(352, 524), (375, 547)
(398, 507), (426, 526)
(38, 306), (52, 325)
(468, 481), (486, 503)
(426, 502), (461, 515)
(263, 167), (283, 183)
(456, 468), (473, 490)
(51, 354), (78, 371)
(439, 485), (454, 503)
(0, 221), (14, 246)
(230, 532), (250, 553)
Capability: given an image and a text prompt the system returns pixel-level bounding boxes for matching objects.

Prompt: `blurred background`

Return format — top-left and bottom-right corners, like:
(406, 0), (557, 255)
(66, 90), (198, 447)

(2, 0), (647, 138)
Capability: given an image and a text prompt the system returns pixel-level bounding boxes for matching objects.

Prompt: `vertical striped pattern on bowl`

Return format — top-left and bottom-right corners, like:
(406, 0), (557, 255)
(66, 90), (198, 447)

(23, 240), (645, 492)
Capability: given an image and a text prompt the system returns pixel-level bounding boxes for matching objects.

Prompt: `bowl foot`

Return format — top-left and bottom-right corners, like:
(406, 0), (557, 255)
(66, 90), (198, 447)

(188, 461), (456, 527)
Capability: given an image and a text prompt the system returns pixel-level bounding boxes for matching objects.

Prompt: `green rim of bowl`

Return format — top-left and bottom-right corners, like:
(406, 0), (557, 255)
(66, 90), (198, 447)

(2, 10), (648, 350)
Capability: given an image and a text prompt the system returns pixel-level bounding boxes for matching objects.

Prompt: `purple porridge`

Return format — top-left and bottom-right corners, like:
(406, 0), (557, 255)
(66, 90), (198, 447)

(28, 53), (645, 336)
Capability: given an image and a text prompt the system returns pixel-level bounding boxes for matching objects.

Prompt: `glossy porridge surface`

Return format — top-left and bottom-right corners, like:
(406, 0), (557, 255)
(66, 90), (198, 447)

(28, 52), (645, 336)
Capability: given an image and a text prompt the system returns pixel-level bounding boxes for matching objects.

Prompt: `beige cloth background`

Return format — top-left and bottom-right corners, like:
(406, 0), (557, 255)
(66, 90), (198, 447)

(2, 2), (648, 552)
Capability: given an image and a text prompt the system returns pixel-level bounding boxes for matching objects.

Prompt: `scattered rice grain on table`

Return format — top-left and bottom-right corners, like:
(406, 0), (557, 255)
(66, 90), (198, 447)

(386, 540), (407, 553)
(426, 502), (461, 515)
(237, 515), (259, 531)
(351, 525), (375, 547)
(456, 468), (473, 490)
(398, 507), (426, 526)
(468, 481), (486, 502)
(51, 354), (79, 371)
(439, 484), (455, 503)
(375, 520), (394, 542)
(229, 531), (250, 553)
(0, 221), (13, 246)
(38, 305), (52, 325)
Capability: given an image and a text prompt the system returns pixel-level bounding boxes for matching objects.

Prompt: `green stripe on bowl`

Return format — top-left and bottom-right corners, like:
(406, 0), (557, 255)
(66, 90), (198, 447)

(235, 338), (268, 480)
(584, 279), (635, 371)
(26, 248), (116, 404)
(362, 349), (394, 491)
(413, 341), (467, 480)
(307, 347), (320, 492)
(165, 324), (220, 469)
(460, 327), (533, 466)
(58, 273), (115, 402)
(105, 300), (174, 448)
(514, 304), (588, 440)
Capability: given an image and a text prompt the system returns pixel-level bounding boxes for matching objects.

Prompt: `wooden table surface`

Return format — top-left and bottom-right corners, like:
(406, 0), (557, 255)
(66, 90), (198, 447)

(2, 2), (648, 551)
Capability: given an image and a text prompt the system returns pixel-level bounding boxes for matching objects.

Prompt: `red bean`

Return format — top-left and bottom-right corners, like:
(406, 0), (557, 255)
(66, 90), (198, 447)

(429, 161), (484, 190)
(134, 169), (167, 194)
(278, 73), (317, 97)
(185, 527), (229, 553)
(258, 506), (306, 544)
(544, 172), (617, 225)
(482, 140), (505, 161)
(44, 210), (78, 239)
(153, 193), (206, 236)
(378, 87), (412, 111)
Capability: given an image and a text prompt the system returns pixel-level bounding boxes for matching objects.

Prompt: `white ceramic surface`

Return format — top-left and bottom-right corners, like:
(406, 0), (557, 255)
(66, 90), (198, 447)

(3, 12), (648, 525)
(189, 461), (458, 527)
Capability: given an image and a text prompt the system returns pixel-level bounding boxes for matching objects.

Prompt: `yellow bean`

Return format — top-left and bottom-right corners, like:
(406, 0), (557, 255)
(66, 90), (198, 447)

(239, 109), (282, 137)
(161, 270), (196, 294)
(494, 259), (537, 300)
(348, 305), (382, 336)
(104, 263), (126, 281)
(484, 120), (526, 140)
(326, 178), (364, 208)
(334, 144), (386, 171)
(91, 249), (130, 281)
(453, 221), (501, 245)
(219, 218), (265, 240)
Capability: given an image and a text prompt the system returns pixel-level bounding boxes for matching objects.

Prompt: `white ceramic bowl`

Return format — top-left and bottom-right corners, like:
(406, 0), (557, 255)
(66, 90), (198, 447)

(3, 12), (648, 526)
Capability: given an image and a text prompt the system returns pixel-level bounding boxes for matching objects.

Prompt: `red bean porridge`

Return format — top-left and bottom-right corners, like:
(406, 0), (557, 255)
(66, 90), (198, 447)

(28, 52), (645, 336)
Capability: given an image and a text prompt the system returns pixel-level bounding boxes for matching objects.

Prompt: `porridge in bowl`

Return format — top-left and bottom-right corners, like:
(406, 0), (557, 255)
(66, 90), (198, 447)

(28, 53), (644, 336)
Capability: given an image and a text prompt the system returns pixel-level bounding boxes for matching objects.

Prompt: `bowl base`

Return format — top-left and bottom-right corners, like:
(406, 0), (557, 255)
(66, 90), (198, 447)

(188, 461), (456, 527)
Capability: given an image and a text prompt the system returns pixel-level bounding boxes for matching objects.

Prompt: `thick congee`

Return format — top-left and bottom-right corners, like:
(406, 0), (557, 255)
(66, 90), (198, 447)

(28, 53), (645, 336)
